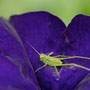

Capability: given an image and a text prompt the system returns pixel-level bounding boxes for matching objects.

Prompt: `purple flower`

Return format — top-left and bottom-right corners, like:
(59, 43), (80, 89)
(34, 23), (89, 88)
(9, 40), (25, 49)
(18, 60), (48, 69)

(0, 11), (90, 90)
(0, 18), (40, 90)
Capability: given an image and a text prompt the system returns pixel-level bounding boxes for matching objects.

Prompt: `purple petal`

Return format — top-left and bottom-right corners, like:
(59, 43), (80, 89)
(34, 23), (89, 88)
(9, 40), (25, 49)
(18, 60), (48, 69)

(62, 14), (90, 89)
(10, 11), (66, 89)
(0, 18), (40, 90)
(75, 73), (90, 90)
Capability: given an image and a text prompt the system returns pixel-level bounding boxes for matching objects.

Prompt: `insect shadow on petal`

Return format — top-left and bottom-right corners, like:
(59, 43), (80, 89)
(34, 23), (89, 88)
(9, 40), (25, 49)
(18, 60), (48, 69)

(26, 42), (90, 78)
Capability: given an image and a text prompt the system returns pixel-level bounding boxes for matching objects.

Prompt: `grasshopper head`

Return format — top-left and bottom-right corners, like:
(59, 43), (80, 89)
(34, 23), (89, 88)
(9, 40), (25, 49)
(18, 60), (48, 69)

(40, 53), (47, 63)
(40, 53), (45, 58)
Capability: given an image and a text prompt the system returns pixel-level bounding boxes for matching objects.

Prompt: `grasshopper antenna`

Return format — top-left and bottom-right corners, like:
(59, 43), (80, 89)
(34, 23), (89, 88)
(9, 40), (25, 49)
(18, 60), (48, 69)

(26, 42), (40, 55)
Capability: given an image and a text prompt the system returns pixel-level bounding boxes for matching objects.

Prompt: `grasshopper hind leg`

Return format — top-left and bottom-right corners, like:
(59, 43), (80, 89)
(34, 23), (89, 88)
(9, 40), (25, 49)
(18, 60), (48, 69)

(60, 63), (90, 71)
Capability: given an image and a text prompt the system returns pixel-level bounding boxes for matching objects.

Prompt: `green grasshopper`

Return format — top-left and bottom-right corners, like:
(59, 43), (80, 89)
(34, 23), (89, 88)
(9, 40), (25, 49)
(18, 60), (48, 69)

(27, 43), (90, 78)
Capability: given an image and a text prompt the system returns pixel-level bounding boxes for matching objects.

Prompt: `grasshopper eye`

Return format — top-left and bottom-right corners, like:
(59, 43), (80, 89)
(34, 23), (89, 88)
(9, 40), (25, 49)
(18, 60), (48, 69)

(40, 55), (43, 58)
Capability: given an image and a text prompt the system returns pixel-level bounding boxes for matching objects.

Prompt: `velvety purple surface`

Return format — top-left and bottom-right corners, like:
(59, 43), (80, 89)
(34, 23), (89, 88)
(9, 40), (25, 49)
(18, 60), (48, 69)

(0, 11), (90, 90)
(75, 73), (90, 90)
(59, 14), (90, 90)
(0, 18), (40, 90)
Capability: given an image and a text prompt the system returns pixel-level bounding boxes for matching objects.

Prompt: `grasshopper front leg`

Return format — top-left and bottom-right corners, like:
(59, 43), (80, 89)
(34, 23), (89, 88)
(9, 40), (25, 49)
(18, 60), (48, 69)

(35, 64), (47, 72)
(48, 52), (54, 56)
